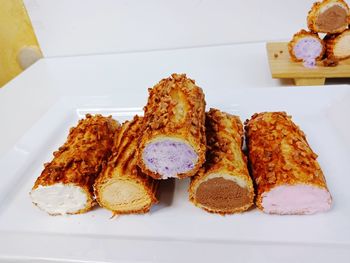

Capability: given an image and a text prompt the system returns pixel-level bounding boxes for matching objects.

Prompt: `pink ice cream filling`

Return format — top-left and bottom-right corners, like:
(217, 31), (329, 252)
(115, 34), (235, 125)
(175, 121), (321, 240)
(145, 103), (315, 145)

(142, 139), (198, 179)
(262, 184), (332, 215)
(293, 37), (323, 68)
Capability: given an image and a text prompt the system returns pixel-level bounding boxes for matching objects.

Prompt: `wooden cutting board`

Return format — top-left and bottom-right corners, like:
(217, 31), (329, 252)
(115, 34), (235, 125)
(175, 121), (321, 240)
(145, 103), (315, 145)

(266, 42), (350, 86)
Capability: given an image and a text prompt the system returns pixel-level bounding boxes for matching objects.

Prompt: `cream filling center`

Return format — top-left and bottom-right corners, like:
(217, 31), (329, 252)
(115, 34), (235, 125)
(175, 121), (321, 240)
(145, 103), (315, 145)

(30, 183), (88, 215)
(334, 34), (350, 58)
(100, 180), (150, 211)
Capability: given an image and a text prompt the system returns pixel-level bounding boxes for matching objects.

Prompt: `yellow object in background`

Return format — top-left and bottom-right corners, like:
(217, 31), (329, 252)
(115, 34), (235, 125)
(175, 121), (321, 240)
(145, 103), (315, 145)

(0, 0), (42, 87)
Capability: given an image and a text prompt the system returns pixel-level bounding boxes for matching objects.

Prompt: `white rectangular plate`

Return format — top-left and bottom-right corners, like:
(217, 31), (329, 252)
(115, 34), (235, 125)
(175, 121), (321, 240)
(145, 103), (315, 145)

(1, 86), (350, 263)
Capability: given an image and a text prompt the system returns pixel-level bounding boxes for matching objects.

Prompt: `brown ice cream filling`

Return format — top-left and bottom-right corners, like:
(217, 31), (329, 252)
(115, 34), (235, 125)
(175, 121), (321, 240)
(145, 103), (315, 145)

(195, 177), (250, 211)
(316, 5), (348, 32)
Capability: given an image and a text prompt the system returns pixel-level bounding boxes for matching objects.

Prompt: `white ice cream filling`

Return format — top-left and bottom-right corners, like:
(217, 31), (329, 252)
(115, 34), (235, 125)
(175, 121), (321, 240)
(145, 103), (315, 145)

(30, 183), (88, 215)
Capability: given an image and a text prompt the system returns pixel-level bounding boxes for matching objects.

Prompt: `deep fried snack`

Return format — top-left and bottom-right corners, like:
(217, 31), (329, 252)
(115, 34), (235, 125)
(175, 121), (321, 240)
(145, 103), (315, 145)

(307, 0), (350, 33)
(137, 73), (206, 179)
(189, 109), (254, 214)
(94, 116), (158, 214)
(30, 114), (119, 215)
(324, 29), (350, 61)
(288, 30), (325, 68)
(323, 54), (340, 66)
(245, 112), (332, 215)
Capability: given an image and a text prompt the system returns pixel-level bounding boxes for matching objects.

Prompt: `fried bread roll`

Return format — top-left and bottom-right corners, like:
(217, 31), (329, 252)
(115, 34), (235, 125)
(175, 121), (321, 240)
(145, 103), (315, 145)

(324, 29), (350, 61)
(288, 30), (325, 68)
(95, 116), (158, 214)
(189, 109), (254, 214)
(245, 112), (332, 215)
(30, 114), (119, 215)
(137, 73), (206, 179)
(307, 0), (350, 33)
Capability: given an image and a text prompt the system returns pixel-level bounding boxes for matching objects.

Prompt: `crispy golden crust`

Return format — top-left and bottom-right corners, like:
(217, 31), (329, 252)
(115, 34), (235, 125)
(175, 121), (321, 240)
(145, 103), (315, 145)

(32, 114), (119, 214)
(307, 0), (350, 33)
(288, 30), (325, 62)
(94, 116), (158, 214)
(189, 109), (254, 215)
(324, 29), (350, 60)
(245, 112), (331, 210)
(137, 73), (206, 179)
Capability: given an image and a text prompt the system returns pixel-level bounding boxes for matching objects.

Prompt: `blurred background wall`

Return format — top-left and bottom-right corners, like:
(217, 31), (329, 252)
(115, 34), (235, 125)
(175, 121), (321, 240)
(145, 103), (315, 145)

(24, 0), (317, 57)
(1, 0), (318, 86)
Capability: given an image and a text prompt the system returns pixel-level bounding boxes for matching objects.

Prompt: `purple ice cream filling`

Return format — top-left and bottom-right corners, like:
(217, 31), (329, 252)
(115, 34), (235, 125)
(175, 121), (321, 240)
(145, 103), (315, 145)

(293, 37), (323, 68)
(142, 139), (198, 179)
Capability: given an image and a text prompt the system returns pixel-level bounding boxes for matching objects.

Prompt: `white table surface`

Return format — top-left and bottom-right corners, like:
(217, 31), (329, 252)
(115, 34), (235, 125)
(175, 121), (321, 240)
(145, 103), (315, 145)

(0, 42), (349, 263)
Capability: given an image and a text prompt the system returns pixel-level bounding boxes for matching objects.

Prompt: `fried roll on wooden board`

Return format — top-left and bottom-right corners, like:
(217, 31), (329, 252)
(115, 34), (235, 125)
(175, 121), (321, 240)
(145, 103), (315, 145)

(189, 109), (254, 214)
(288, 30), (325, 68)
(324, 29), (350, 61)
(95, 116), (158, 214)
(137, 73), (206, 179)
(245, 112), (332, 215)
(30, 114), (119, 215)
(307, 0), (350, 34)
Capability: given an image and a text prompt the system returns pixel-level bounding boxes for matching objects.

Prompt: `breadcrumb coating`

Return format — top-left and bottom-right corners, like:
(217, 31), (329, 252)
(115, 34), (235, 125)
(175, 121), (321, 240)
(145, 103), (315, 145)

(245, 112), (331, 211)
(189, 108), (254, 214)
(32, 114), (119, 215)
(137, 73), (206, 179)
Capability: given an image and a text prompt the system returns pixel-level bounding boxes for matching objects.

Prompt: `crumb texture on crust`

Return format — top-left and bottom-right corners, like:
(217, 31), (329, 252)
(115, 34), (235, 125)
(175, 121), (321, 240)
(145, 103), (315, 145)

(307, 0), (350, 33)
(245, 112), (332, 214)
(288, 30), (325, 64)
(324, 29), (350, 60)
(137, 73), (206, 179)
(31, 114), (119, 215)
(189, 108), (254, 214)
(95, 116), (158, 214)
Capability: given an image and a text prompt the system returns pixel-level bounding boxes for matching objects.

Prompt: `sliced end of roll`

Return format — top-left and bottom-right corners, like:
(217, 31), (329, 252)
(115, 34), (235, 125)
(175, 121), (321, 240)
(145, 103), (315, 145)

(96, 178), (156, 214)
(308, 0), (349, 33)
(260, 184), (332, 215)
(327, 29), (350, 60)
(190, 173), (254, 214)
(30, 183), (92, 215)
(288, 30), (325, 67)
(141, 137), (199, 179)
